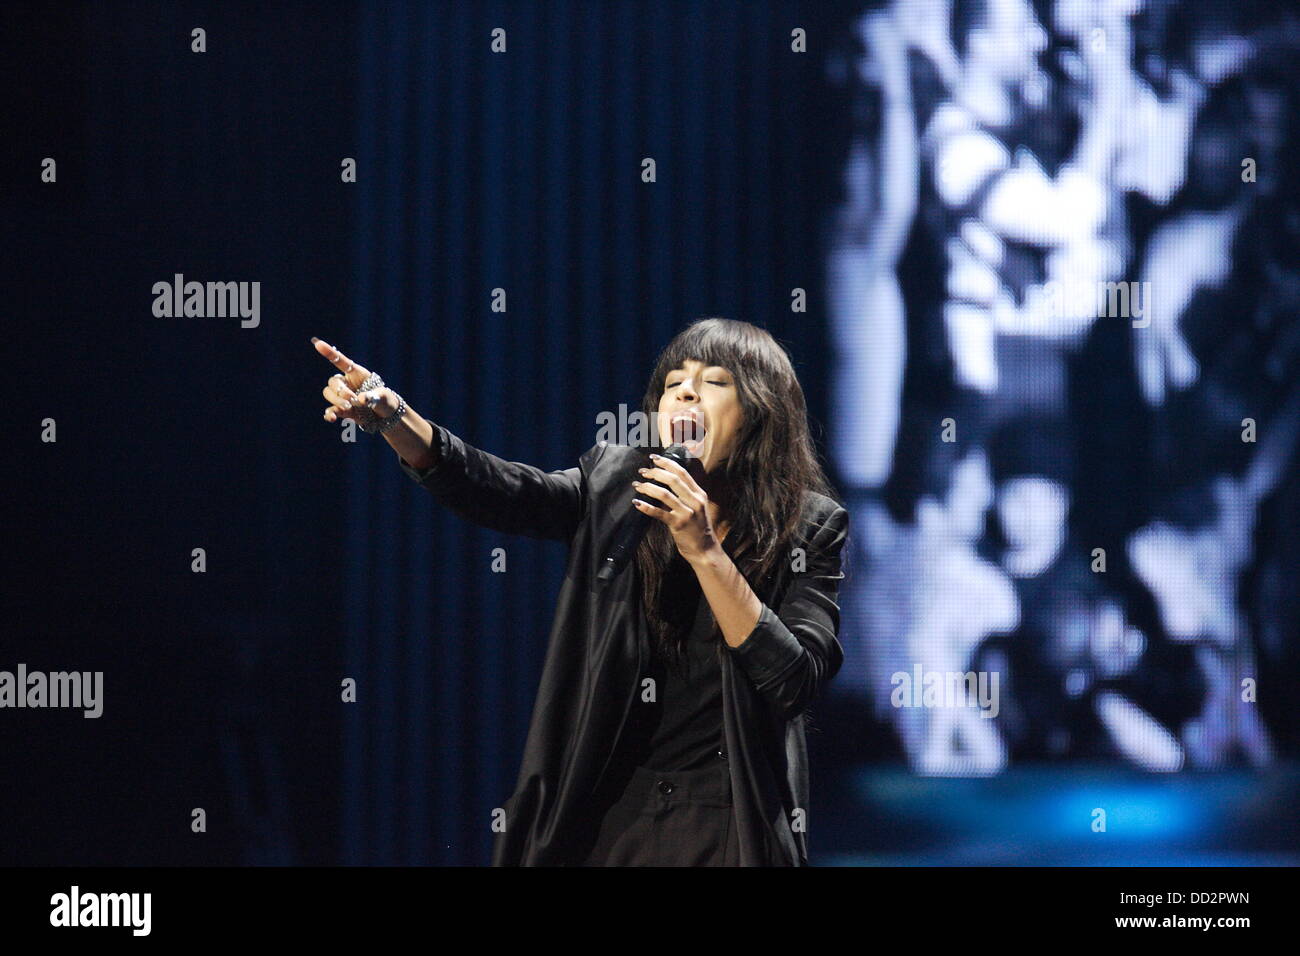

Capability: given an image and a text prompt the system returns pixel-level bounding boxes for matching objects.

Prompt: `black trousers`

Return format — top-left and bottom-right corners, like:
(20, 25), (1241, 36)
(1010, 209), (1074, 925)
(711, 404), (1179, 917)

(579, 760), (740, 866)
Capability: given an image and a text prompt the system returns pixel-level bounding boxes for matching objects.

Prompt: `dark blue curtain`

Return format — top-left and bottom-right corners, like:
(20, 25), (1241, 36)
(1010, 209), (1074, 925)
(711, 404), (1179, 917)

(345, 0), (843, 864)
(4, 0), (844, 867)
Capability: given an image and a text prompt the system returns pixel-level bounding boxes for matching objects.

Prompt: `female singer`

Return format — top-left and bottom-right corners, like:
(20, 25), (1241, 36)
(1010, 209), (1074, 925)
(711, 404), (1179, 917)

(314, 317), (849, 866)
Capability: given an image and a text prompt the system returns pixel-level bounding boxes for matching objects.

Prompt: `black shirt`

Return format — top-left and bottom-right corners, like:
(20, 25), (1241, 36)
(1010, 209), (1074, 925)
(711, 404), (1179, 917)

(613, 580), (725, 775)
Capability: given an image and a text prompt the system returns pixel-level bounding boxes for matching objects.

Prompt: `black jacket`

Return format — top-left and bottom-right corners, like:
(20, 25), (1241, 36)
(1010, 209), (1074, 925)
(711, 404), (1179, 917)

(397, 423), (849, 865)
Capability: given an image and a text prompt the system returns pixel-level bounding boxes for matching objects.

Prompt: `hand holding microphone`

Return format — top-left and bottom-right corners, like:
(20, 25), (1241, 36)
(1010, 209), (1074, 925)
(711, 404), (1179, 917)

(598, 442), (721, 585)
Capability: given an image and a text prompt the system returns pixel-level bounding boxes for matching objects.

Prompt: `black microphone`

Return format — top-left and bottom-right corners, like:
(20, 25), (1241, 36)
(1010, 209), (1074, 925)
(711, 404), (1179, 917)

(595, 443), (693, 586)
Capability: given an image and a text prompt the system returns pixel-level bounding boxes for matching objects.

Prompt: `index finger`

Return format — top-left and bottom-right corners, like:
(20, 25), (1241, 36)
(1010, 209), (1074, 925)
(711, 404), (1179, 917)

(312, 337), (366, 378)
(648, 453), (701, 492)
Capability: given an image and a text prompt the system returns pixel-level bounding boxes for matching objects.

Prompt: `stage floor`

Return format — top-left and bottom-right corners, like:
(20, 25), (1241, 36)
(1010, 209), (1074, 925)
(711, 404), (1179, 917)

(814, 762), (1300, 866)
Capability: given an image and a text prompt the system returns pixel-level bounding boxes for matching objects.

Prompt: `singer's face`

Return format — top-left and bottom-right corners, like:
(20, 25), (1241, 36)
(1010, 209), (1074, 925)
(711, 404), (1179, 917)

(657, 358), (743, 472)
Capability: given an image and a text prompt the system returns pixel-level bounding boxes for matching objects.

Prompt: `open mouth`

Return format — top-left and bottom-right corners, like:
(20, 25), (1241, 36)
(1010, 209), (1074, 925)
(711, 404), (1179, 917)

(670, 414), (707, 457)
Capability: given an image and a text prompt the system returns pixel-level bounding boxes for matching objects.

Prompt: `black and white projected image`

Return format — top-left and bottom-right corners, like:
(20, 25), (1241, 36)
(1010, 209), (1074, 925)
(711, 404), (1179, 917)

(824, 0), (1300, 787)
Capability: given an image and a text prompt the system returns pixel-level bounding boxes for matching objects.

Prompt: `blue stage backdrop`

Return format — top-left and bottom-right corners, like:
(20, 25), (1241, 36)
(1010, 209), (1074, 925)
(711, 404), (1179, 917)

(342, 0), (845, 865)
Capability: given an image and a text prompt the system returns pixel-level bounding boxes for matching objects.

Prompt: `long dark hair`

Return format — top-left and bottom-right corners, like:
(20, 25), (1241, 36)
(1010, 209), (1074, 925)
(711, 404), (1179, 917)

(634, 318), (841, 664)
